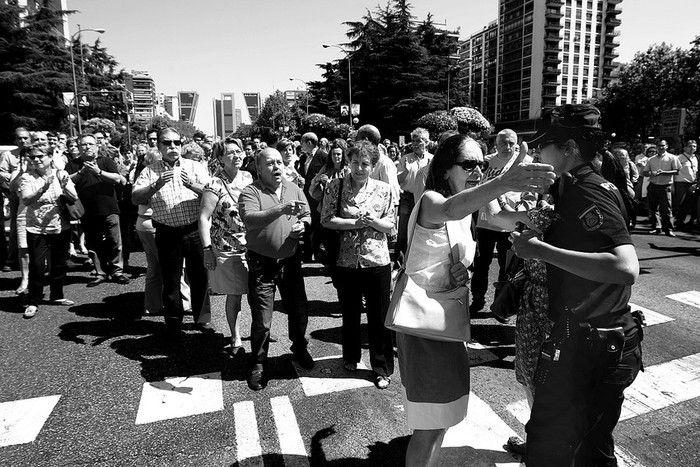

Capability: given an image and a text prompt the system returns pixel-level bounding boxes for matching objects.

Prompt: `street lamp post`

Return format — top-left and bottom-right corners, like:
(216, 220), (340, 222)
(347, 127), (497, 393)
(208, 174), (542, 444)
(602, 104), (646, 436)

(289, 78), (309, 114)
(323, 44), (354, 126)
(68, 25), (105, 134)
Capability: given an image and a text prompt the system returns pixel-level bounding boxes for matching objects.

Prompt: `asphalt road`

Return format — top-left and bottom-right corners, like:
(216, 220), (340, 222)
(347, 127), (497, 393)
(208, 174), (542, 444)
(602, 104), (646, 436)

(0, 222), (698, 466)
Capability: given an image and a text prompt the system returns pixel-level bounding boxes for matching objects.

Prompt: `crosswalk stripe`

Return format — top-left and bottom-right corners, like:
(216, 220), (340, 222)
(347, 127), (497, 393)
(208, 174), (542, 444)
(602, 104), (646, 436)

(441, 393), (522, 466)
(628, 303), (674, 326)
(666, 291), (700, 309)
(0, 395), (61, 447)
(620, 352), (700, 421)
(233, 401), (263, 466)
(270, 396), (309, 466)
(134, 372), (224, 425)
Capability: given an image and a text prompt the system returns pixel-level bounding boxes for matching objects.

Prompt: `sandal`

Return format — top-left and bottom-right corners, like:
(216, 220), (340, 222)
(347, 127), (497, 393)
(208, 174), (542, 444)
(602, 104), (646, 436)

(24, 305), (38, 319)
(15, 283), (28, 295)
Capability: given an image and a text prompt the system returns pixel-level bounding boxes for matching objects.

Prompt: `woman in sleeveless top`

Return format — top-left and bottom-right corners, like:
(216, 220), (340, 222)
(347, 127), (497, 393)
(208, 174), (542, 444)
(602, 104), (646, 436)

(399, 134), (556, 467)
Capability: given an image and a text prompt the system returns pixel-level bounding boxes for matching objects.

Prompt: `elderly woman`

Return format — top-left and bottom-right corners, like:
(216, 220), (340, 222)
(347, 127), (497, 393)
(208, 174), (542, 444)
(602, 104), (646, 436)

(277, 138), (305, 189)
(309, 138), (349, 202)
(398, 134), (556, 466)
(321, 141), (396, 389)
(19, 146), (78, 318)
(199, 137), (253, 355)
(511, 104), (641, 466)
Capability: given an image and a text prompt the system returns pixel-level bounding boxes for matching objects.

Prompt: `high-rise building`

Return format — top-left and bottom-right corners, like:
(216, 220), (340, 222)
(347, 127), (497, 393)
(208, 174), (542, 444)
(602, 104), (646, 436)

(178, 91), (199, 123)
(124, 70), (156, 123)
(12, 0), (69, 37)
(213, 93), (236, 139)
(243, 92), (261, 122)
(461, 0), (622, 135)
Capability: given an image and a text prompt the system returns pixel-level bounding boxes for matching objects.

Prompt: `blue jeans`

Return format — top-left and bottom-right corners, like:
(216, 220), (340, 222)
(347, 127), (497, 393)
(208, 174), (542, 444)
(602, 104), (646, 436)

(81, 213), (123, 277)
(247, 249), (308, 371)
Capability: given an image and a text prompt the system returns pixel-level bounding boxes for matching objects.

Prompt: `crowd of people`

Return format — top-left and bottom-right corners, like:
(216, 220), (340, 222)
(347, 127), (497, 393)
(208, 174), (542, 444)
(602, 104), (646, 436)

(1, 103), (697, 466)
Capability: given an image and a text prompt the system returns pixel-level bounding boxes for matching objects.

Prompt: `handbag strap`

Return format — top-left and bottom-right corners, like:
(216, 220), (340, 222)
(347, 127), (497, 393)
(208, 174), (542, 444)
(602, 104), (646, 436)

(335, 175), (343, 217)
(220, 172), (238, 204)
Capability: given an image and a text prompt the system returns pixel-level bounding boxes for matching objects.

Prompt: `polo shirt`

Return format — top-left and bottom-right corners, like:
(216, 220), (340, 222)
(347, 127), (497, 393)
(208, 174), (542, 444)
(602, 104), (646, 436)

(644, 153), (680, 186)
(545, 163), (633, 327)
(239, 178), (310, 259)
(674, 152), (698, 183)
(65, 156), (120, 216)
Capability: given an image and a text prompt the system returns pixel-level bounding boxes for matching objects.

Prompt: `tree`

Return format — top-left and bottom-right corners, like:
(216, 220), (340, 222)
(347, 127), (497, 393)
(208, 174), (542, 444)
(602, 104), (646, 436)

(146, 115), (200, 140)
(254, 90), (295, 136)
(0, 1), (75, 140)
(415, 110), (457, 140)
(301, 113), (337, 136)
(598, 38), (700, 141)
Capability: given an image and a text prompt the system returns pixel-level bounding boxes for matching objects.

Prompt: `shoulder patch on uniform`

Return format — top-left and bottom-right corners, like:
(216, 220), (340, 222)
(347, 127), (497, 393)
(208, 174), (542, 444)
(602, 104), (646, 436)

(578, 204), (604, 231)
(600, 182), (617, 191)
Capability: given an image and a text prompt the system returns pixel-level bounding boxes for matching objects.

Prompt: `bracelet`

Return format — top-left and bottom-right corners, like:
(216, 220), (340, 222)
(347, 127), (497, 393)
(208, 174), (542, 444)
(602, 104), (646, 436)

(202, 245), (212, 251)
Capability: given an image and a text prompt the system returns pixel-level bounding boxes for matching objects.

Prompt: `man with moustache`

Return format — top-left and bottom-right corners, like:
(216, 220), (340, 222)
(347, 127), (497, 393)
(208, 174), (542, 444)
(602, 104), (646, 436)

(66, 133), (129, 286)
(239, 148), (313, 390)
(132, 128), (212, 335)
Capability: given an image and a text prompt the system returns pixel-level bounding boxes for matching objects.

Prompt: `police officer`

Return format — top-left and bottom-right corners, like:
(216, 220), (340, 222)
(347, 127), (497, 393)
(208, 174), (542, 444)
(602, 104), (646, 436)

(510, 104), (643, 466)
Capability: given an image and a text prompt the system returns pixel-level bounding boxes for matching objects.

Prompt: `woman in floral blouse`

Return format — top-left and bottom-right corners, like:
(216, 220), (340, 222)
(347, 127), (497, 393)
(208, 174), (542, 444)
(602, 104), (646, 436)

(320, 141), (396, 389)
(199, 137), (253, 356)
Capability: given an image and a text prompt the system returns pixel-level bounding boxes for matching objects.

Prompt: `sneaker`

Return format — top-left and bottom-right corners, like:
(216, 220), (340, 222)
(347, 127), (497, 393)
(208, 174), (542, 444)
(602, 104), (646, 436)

(50, 299), (75, 306)
(294, 349), (315, 370)
(247, 370), (264, 391)
(112, 273), (130, 285)
(344, 361), (357, 372)
(665, 230), (676, 237)
(24, 305), (38, 319)
(375, 375), (390, 390)
(648, 229), (661, 235)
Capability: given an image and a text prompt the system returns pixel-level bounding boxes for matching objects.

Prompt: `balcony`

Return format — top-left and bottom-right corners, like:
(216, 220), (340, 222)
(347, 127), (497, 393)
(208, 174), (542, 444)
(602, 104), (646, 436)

(542, 80), (560, 88)
(547, 0), (564, 7)
(607, 0), (622, 3)
(607, 7), (622, 16)
(545, 9), (563, 19)
(543, 66), (562, 76)
(545, 21), (561, 31)
(544, 33), (562, 43)
(603, 49), (619, 60)
(543, 54), (561, 65)
(604, 39), (621, 48)
(606, 17), (621, 27)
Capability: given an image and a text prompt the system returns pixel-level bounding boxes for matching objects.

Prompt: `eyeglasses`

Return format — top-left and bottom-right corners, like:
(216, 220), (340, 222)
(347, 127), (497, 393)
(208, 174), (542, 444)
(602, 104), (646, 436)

(80, 142), (96, 147)
(160, 140), (182, 146)
(453, 160), (487, 171)
(148, 137), (157, 141)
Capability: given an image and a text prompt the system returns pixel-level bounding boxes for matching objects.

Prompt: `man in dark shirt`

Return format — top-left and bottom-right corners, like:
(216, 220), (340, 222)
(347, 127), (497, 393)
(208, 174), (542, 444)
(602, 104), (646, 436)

(66, 134), (128, 286)
(298, 132), (328, 261)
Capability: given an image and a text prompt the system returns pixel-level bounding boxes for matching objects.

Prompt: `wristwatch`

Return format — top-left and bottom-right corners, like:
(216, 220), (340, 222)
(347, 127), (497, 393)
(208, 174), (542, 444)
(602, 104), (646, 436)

(202, 245), (212, 251)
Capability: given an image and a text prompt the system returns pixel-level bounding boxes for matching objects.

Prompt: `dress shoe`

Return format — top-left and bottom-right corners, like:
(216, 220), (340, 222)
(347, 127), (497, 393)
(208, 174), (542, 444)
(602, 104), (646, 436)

(112, 273), (130, 285)
(506, 436), (527, 456)
(294, 349), (315, 370)
(87, 276), (107, 288)
(648, 229), (661, 235)
(247, 370), (264, 391)
(49, 298), (75, 306)
(665, 230), (676, 237)
(195, 322), (216, 334)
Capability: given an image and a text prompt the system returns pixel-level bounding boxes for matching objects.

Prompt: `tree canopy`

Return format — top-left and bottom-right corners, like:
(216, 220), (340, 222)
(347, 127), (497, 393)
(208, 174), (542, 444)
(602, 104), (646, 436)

(598, 37), (700, 141)
(307, 0), (464, 139)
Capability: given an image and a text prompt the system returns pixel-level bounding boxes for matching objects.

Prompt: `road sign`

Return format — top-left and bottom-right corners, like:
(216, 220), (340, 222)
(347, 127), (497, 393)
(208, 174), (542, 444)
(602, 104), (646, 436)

(660, 108), (687, 137)
(340, 105), (349, 116)
(351, 104), (360, 116)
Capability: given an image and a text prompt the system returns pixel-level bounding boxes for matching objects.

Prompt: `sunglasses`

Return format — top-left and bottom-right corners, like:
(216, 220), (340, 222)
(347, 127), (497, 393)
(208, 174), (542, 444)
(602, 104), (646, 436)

(454, 160), (487, 171)
(160, 139), (182, 146)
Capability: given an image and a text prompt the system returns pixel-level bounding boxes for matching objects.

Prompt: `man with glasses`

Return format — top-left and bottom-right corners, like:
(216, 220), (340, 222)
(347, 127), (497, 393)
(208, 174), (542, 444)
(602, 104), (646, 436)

(132, 128), (212, 337)
(471, 129), (535, 315)
(644, 139), (680, 236)
(146, 130), (158, 149)
(66, 134), (128, 287)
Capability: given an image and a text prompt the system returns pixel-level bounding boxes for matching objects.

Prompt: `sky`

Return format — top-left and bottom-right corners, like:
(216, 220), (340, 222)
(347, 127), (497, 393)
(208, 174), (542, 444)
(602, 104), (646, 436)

(66, 0), (700, 134)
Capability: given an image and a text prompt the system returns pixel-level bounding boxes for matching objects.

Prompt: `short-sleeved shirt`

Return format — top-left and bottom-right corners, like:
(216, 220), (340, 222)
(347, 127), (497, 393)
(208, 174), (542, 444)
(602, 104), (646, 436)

(674, 152), (698, 183)
(397, 151), (433, 194)
(65, 156), (120, 217)
(239, 178), (311, 259)
(644, 153), (680, 186)
(544, 163), (633, 327)
(20, 172), (74, 234)
(133, 157), (210, 227)
(0, 149), (21, 192)
(320, 176), (395, 268)
(204, 170), (253, 253)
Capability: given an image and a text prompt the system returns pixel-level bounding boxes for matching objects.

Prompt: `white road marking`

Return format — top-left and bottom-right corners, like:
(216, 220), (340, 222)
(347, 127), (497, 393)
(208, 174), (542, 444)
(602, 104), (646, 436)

(134, 372), (223, 425)
(233, 401), (263, 467)
(270, 396), (309, 466)
(620, 352), (700, 421)
(0, 395), (61, 447)
(628, 303), (674, 326)
(297, 355), (374, 397)
(666, 291), (700, 309)
(441, 393), (523, 466)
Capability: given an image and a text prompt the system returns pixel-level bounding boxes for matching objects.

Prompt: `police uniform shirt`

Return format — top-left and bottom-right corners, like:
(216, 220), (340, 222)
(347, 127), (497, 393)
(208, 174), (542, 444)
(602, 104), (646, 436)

(544, 163), (633, 326)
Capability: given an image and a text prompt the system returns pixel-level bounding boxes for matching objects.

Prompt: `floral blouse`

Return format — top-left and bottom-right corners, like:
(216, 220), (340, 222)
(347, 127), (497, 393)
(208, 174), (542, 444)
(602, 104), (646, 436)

(204, 170), (254, 254)
(320, 176), (396, 269)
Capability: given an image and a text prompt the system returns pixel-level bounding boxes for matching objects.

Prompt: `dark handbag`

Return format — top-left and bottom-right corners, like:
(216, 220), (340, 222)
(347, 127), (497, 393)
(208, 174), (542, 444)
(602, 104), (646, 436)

(490, 248), (526, 322)
(313, 177), (343, 266)
(60, 195), (85, 220)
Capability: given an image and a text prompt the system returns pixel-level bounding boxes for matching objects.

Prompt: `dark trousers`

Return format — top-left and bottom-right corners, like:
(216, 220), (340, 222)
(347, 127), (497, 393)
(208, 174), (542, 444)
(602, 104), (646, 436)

(27, 230), (70, 306)
(247, 249), (308, 371)
(335, 264), (394, 377)
(394, 191), (415, 267)
(674, 181), (697, 224)
(118, 194), (138, 269)
(525, 323), (642, 467)
(471, 228), (512, 299)
(0, 191), (7, 268)
(154, 221), (210, 325)
(81, 213), (123, 277)
(647, 183), (673, 232)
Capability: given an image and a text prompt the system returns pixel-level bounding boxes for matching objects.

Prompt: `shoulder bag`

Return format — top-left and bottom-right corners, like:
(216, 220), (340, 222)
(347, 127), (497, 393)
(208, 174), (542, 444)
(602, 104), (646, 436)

(384, 194), (471, 342)
(490, 248), (526, 323)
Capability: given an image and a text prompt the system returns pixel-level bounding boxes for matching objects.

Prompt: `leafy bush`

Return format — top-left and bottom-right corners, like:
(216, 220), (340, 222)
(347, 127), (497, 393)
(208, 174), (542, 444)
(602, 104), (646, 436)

(449, 107), (492, 137)
(301, 113), (336, 136)
(415, 111), (457, 140)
